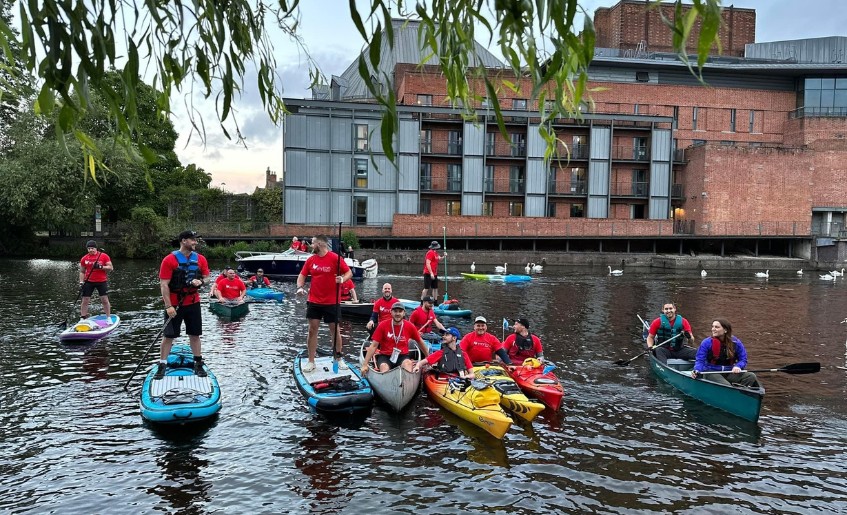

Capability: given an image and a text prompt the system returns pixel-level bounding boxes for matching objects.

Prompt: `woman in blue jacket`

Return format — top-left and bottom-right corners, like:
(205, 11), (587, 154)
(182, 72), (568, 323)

(691, 319), (758, 387)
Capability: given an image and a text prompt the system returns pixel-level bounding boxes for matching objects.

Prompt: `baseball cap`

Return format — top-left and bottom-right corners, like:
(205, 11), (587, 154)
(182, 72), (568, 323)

(421, 296), (435, 303)
(446, 327), (461, 339)
(391, 302), (406, 311)
(85, 240), (97, 248)
(178, 230), (198, 241)
(428, 241), (441, 249)
(474, 316), (488, 324)
(513, 318), (530, 329)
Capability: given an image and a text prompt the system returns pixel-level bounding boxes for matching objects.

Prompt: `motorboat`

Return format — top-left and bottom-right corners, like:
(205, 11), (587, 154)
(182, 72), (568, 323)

(235, 248), (378, 280)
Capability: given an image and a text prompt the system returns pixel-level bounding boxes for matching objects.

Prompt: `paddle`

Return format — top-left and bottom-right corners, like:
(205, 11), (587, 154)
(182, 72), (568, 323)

(442, 225), (449, 304)
(56, 248), (102, 332)
(333, 221), (342, 374)
(698, 362), (821, 375)
(123, 307), (180, 390)
(614, 332), (682, 366)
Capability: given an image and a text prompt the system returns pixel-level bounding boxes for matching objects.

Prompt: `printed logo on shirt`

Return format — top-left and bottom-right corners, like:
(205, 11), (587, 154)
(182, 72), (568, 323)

(312, 264), (332, 272)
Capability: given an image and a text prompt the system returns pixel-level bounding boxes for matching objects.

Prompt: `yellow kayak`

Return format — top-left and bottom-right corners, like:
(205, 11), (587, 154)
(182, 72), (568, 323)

(471, 363), (546, 422)
(423, 373), (513, 439)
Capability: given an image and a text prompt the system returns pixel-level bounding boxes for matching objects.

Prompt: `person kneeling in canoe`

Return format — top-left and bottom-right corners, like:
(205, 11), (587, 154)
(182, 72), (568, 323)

(361, 302), (429, 376)
(414, 327), (473, 379)
(460, 316), (513, 365)
(646, 301), (696, 364)
(247, 268), (271, 289)
(214, 267), (247, 303)
(691, 319), (758, 387)
(502, 317), (544, 363)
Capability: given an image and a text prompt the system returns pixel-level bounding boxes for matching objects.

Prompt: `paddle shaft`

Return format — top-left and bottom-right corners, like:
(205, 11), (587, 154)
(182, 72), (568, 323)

(442, 226), (448, 302)
(122, 300), (184, 390)
(615, 332), (682, 366)
(333, 222), (342, 356)
(698, 362), (820, 375)
(637, 314), (648, 330)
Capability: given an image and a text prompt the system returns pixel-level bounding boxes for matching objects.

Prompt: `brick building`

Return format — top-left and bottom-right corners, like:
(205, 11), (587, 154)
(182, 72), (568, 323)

(280, 5), (847, 259)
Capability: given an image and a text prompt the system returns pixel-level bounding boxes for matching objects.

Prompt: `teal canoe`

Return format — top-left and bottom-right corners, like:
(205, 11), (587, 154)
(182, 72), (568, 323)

(399, 299), (472, 317)
(648, 354), (765, 423)
(209, 300), (249, 319)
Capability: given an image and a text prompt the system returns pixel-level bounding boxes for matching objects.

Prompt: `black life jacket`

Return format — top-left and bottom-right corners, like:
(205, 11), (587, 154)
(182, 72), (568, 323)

(438, 345), (468, 374)
(657, 314), (684, 350)
(707, 337), (735, 366)
(168, 251), (200, 292)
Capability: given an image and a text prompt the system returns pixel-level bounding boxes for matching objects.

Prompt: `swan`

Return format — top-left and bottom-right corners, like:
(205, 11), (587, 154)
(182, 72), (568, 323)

(531, 263), (543, 273)
(495, 263), (507, 274)
(820, 273), (836, 281)
(608, 266), (623, 276)
(797, 269), (803, 275)
(831, 268), (845, 277)
(470, 262), (475, 273)
(525, 263), (531, 274)
(700, 269), (707, 277)
(754, 270), (769, 278)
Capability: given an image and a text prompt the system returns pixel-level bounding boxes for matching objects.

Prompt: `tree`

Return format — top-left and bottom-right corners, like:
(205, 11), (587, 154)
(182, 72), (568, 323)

(0, 0), (722, 175)
(252, 187), (283, 223)
(0, 0), (34, 148)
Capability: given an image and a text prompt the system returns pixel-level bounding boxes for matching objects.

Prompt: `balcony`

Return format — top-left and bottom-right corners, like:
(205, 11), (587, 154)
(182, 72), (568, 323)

(483, 178), (525, 194)
(419, 138), (463, 156)
(419, 177), (462, 193)
(672, 183), (683, 199)
(611, 181), (648, 197)
(672, 149), (685, 162)
(612, 145), (650, 161)
(510, 143), (526, 157)
(548, 180), (587, 195)
(551, 144), (589, 160)
(790, 106), (847, 119)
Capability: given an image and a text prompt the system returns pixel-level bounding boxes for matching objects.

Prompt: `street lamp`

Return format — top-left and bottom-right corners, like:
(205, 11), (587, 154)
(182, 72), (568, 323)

(221, 182), (227, 193)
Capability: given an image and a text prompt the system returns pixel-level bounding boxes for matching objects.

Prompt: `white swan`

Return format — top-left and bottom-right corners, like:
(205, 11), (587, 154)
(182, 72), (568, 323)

(755, 270), (769, 278)
(525, 263), (531, 274)
(608, 266), (623, 276)
(495, 263), (507, 274)
(531, 263), (543, 273)
(797, 269), (803, 275)
(820, 273), (836, 281)
(831, 268), (845, 277)
(470, 262), (475, 273)
(700, 269), (707, 277)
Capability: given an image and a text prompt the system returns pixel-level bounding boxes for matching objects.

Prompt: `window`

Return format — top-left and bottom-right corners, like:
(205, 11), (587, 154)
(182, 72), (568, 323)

(570, 167), (586, 194)
(693, 139), (706, 146)
(509, 166), (525, 194)
(635, 71), (649, 82)
(447, 164), (462, 192)
(544, 99), (556, 113)
(512, 98), (527, 110)
(510, 133), (526, 157)
(420, 129), (432, 153)
(417, 94), (432, 106)
(720, 140), (735, 146)
(485, 132), (496, 155)
(570, 203), (584, 218)
(631, 204), (645, 219)
(672, 106), (679, 129)
(446, 200), (461, 216)
(353, 197), (367, 226)
(448, 130), (462, 155)
(729, 108), (736, 132)
(354, 124), (368, 152)
(692, 107), (699, 130)
(484, 165), (495, 192)
(483, 201), (494, 216)
(481, 97), (490, 108)
(546, 203), (557, 217)
(419, 199), (431, 215)
(632, 169), (647, 196)
(354, 159), (368, 188)
(572, 135), (588, 158)
(749, 110), (760, 133)
(419, 163), (432, 190)
(633, 137), (648, 160)
(509, 201), (524, 216)
(633, 103), (640, 114)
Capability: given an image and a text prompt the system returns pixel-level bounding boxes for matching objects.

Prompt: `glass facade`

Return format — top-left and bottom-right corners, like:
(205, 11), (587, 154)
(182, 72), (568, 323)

(799, 77), (847, 115)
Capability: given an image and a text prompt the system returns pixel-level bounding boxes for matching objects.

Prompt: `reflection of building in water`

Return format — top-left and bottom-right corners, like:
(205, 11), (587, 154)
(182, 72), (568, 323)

(154, 437), (213, 513)
(293, 424), (352, 511)
(81, 343), (110, 382)
(218, 319), (243, 349)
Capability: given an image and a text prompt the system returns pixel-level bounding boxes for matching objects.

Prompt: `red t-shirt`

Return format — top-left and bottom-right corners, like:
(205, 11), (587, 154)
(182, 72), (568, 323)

(299, 251), (351, 305)
(371, 296), (399, 323)
(371, 319), (422, 355)
(460, 331), (503, 363)
(218, 276), (246, 299)
(340, 279), (355, 301)
(409, 306), (437, 332)
(423, 249), (440, 275)
(159, 252), (210, 306)
(425, 348), (474, 370)
(80, 252), (110, 283)
(503, 333), (544, 361)
(249, 276), (271, 287)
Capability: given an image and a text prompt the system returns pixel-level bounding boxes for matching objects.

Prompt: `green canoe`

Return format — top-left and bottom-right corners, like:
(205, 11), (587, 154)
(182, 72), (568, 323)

(648, 353), (765, 423)
(209, 300), (249, 319)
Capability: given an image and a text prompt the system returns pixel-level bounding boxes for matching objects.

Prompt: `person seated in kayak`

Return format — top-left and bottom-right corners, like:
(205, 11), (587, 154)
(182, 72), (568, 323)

(340, 278), (359, 302)
(409, 296), (446, 336)
(502, 317), (544, 362)
(214, 267), (246, 303)
(646, 301), (696, 364)
(366, 283), (398, 332)
(361, 302), (429, 375)
(247, 268), (271, 289)
(691, 319), (758, 387)
(413, 327), (473, 379)
(460, 316), (512, 365)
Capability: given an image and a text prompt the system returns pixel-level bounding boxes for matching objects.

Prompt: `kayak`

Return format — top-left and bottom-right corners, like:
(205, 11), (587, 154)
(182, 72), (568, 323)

(59, 314), (121, 342)
(340, 301), (375, 319)
(648, 353), (765, 423)
(246, 288), (284, 302)
(399, 299), (472, 317)
(423, 372), (513, 439)
(358, 340), (422, 412)
(506, 359), (565, 411)
(209, 300), (249, 319)
(471, 363), (546, 422)
(139, 344), (222, 424)
(460, 273), (532, 283)
(293, 349), (373, 416)
(421, 332), (441, 352)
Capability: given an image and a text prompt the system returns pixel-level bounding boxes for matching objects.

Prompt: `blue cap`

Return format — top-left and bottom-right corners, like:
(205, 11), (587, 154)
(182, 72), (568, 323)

(446, 327), (461, 339)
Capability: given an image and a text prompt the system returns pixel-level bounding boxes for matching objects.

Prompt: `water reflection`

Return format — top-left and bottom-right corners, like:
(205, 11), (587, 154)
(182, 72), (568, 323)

(147, 422), (217, 514)
(292, 423), (352, 512)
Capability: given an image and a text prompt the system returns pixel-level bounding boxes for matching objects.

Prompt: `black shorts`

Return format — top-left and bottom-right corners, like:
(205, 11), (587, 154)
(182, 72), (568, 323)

(163, 302), (203, 338)
(423, 274), (439, 289)
(375, 353), (411, 369)
(306, 302), (339, 324)
(81, 281), (108, 297)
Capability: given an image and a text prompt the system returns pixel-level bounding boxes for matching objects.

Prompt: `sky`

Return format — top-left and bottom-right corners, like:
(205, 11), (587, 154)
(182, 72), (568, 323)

(168, 0), (846, 193)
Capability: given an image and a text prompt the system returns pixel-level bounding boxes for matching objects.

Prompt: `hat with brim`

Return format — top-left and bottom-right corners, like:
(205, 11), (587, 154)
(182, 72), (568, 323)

(428, 241), (441, 249)
(474, 316), (487, 324)
(391, 302), (406, 311)
(178, 230), (198, 241)
(85, 240), (97, 248)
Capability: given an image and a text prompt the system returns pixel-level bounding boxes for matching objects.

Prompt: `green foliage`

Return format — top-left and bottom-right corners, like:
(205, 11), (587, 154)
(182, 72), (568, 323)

(120, 207), (168, 258)
(252, 187), (283, 223)
(341, 231), (360, 251)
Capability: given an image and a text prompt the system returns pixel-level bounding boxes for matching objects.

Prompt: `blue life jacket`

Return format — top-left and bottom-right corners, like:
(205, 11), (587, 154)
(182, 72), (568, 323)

(168, 251), (200, 292)
(657, 314), (684, 350)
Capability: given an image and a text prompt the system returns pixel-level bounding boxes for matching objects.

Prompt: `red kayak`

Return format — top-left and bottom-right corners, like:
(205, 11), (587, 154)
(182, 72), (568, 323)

(506, 360), (564, 411)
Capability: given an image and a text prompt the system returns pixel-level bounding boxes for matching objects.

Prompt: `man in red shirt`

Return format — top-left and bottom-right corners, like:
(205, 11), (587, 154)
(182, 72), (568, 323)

(296, 235), (352, 372)
(290, 236), (308, 252)
(247, 268), (271, 289)
(156, 230), (211, 379)
(361, 302), (428, 375)
(421, 240), (446, 302)
(460, 316), (513, 365)
(409, 296), (446, 335)
(413, 327), (473, 378)
(340, 278), (358, 302)
(366, 283), (398, 332)
(502, 318), (544, 363)
(214, 267), (247, 302)
(79, 240), (113, 319)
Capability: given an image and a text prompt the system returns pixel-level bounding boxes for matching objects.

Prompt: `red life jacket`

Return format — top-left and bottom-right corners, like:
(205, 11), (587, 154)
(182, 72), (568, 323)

(707, 337), (733, 366)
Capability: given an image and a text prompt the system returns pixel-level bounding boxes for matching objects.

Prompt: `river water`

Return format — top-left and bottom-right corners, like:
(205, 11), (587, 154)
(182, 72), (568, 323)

(1, 258), (846, 514)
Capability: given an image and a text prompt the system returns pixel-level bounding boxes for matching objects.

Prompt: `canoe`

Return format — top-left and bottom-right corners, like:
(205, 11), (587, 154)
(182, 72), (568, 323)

(139, 344), (222, 424)
(59, 314), (121, 342)
(209, 299), (249, 319)
(293, 349), (373, 416)
(423, 372), (513, 439)
(358, 340), (422, 412)
(340, 301), (375, 319)
(471, 363), (546, 422)
(506, 361), (565, 411)
(460, 273), (532, 283)
(245, 288), (284, 301)
(399, 299), (472, 317)
(648, 354), (765, 423)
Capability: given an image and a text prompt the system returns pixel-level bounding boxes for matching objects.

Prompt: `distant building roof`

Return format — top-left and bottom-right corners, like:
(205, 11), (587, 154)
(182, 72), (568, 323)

(746, 36), (847, 64)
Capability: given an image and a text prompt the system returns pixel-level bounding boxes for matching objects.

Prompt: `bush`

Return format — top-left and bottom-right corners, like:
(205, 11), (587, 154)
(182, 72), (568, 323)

(121, 207), (169, 258)
(341, 230), (359, 251)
